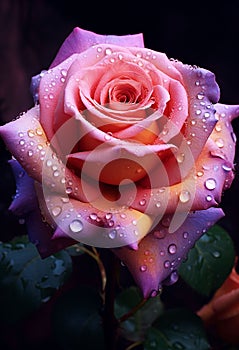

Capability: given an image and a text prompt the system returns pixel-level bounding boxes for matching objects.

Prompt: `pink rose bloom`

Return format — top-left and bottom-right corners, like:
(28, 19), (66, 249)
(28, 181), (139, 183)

(1, 27), (238, 297)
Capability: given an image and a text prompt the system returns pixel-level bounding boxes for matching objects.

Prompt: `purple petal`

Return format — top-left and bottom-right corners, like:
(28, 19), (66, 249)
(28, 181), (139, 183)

(50, 27), (144, 68)
(26, 206), (74, 258)
(8, 159), (37, 216)
(113, 207), (224, 298)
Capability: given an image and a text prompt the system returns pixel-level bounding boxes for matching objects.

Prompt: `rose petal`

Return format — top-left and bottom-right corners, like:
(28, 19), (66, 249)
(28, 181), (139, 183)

(113, 207), (224, 298)
(8, 159), (38, 216)
(35, 183), (153, 250)
(172, 63), (220, 163)
(50, 27), (144, 68)
(68, 141), (176, 184)
(26, 206), (74, 258)
(0, 106), (98, 203)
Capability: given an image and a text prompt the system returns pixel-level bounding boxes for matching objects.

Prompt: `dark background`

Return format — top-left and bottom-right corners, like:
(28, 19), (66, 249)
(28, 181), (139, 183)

(1, 1), (239, 349)
(1, 0), (239, 245)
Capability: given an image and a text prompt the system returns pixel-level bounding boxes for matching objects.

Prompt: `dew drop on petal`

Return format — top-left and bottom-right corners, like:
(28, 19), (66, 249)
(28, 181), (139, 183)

(140, 265), (147, 272)
(168, 244), (177, 255)
(176, 153), (185, 163)
(139, 199), (146, 206)
(179, 190), (191, 203)
(183, 232), (189, 239)
(164, 260), (170, 268)
(89, 213), (98, 221)
(105, 213), (112, 220)
(109, 229), (117, 239)
(206, 195), (213, 202)
(105, 48), (112, 55)
(52, 206), (62, 217)
(222, 164), (232, 172)
(27, 129), (35, 138)
(69, 220), (83, 233)
(66, 187), (72, 194)
(215, 138), (224, 148)
(205, 178), (216, 190)
(215, 124), (222, 132)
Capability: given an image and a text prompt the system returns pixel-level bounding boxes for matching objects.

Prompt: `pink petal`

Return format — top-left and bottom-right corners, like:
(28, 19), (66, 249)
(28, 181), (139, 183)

(172, 62), (220, 164)
(50, 27), (144, 68)
(0, 106), (98, 203)
(34, 182), (153, 249)
(113, 207), (224, 298)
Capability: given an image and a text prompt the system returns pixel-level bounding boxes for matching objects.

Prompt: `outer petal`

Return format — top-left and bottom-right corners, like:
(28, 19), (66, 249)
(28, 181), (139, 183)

(8, 159), (37, 216)
(113, 207), (224, 298)
(35, 182), (153, 250)
(0, 106), (98, 203)
(26, 206), (74, 258)
(50, 27), (145, 68)
(170, 62), (220, 173)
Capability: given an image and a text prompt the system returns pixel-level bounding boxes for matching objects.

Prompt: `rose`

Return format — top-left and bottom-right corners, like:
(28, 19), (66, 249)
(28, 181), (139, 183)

(0, 27), (238, 298)
(198, 259), (239, 345)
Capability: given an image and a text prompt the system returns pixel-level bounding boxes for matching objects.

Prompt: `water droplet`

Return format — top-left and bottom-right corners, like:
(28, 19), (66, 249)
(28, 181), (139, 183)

(197, 92), (204, 100)
(155, 202), (161, 208)
(19, 139), (25, 146)
(176, 153), (185, 163)
(212, 251), (221, 258)
(139, 199), (146, 206)
(150, 290), (158, 297)
(105, 48), (112, 55)
(28, 150), (33, 157)
(164, 260), (170, 268)
(109, 229), (117, 239)
(105, 213), (112, 220)
(154, 230), (166, 239)
(66, 187), (72, 194)
(61, 197), (69, 203)
(53, 170), (60, 177)
(162, 216), (170, 227)
(179, 190), (191, 203)
(183, 232), (188, 239)
(222, 164), (232, 172)
(69, 219), (83, 233)
(215, 124), (222, 132)
(61, 69), (67, 77)
(104, 132), (112, 141)
(215, 138), (224, 148)
(52, 206), (62, 217)
(140, 265), (147, 272)
(168, 244), (177, 255)
(195, 109), (202, 115)
(206, 195), (213, 202)
(90, 213), (98, 221)
(27, 129), (35, 138)
(204, 112), (210, 118)
(197, 170), (204, 177)
(231, 131), (237, 143)
(205, 178), (216, 190)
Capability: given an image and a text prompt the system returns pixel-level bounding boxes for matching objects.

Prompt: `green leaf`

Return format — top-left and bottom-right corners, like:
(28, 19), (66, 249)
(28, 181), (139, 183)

(178, 224), (235, 297)
(0, 235), (72, 323)
(144, 308), (210, 350)
(114, 286), (164, 342)
(52, 286), (104, 350)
